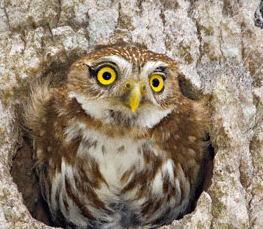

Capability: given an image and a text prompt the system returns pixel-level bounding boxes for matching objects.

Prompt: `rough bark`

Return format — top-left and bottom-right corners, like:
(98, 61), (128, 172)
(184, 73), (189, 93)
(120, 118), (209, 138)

(0, 0), (263, 228)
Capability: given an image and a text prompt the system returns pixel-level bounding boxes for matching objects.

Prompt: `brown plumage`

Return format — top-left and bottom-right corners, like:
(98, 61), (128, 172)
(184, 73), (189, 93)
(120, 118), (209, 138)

(23, 46), (207, 229)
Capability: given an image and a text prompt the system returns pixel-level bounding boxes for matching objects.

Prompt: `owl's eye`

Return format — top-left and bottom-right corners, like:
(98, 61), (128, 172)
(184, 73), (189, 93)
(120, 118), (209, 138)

(97, 66), (117, 85)
(149, 75), (164, 92)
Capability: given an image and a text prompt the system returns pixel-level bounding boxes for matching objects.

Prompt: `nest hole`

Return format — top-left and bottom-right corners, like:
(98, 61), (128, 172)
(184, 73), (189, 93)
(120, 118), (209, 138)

(10, 59), (215, 228)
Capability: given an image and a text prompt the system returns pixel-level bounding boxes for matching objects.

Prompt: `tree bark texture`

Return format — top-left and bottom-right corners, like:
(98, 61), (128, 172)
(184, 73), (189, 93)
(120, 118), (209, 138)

(0, 0), (263, 228)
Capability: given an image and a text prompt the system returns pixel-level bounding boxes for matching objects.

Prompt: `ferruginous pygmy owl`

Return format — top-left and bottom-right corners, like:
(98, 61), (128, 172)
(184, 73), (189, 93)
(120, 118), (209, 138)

(23, 46), (207, 229)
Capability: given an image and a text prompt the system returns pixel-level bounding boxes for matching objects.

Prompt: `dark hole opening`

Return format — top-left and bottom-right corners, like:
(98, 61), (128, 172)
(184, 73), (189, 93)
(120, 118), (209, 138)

(177, 134), (215, 219)
(178, 74), (200, 101)
(11, 136), (54, 226)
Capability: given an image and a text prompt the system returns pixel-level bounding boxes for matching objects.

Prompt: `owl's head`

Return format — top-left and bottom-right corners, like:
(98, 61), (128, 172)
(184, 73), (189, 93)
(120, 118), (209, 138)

(67, 46), (182, 128)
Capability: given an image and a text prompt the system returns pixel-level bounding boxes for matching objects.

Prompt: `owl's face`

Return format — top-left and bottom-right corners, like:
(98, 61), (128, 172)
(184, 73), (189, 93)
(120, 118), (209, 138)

(67, 46), (181, 128)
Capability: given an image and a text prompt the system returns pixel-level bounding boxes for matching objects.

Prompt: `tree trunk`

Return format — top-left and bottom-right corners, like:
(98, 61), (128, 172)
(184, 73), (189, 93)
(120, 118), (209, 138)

(0, 0), (263, 228)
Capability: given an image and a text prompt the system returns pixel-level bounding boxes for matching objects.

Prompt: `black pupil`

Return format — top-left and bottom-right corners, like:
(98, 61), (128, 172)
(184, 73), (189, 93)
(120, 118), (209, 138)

(103, 71), (112, 80)
(152, 78), (160, 87)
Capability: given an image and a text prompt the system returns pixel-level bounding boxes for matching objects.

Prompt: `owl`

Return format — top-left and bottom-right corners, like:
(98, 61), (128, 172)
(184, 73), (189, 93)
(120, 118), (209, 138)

(23, 46), (207, 229)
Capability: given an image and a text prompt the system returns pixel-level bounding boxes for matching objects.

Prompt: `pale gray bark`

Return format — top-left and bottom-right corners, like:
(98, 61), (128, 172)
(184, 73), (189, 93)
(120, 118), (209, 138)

(0, 0), (263, 228)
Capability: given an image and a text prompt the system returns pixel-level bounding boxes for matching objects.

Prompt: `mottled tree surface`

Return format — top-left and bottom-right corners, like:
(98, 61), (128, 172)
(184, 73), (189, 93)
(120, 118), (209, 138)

(0, 0), (263, 229)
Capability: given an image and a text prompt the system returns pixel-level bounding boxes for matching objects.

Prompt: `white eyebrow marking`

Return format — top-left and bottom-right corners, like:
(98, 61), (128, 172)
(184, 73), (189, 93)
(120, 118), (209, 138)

(101, 55), (133, 78)
(140, 61), (168, 79)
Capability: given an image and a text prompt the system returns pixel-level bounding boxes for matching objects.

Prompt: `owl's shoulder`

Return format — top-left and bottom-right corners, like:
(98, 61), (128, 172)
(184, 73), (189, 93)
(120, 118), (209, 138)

(22, 84), (76, 162)
(151, 98), (208, 184)
(24, 83), (63, 128)
(153, 97), (207, 140)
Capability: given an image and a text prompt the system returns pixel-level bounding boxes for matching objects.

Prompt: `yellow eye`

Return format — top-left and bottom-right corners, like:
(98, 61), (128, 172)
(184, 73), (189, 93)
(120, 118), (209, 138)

(97, 66), (116, 85)
(149, 75), (164, 92)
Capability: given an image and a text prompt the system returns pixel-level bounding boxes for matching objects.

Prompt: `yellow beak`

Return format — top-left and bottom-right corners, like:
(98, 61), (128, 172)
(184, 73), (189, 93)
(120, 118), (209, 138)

(128, 83), (141, 112)
(125, 80), (145, 113)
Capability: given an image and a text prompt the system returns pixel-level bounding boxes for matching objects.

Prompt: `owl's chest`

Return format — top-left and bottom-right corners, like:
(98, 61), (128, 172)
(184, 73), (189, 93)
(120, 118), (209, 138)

(46, 122), (186, 228)
(77, 128), (148, 190)
(63, 122), (179, 211)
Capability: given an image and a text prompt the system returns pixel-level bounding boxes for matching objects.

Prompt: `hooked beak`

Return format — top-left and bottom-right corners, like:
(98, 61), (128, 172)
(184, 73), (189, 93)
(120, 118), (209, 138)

(126, 80), (145, 113)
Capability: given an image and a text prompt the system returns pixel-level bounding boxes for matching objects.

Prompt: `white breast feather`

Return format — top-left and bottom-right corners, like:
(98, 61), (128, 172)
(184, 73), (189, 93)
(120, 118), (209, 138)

(61, 120), (184, 227)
